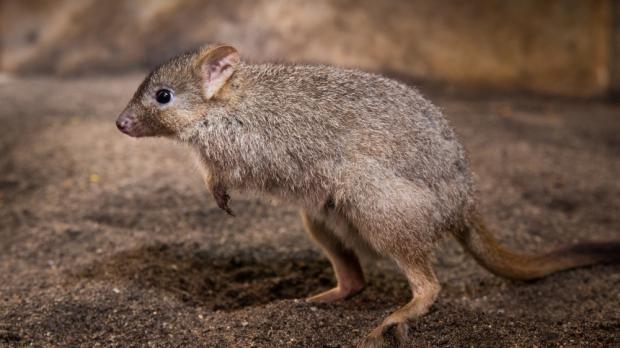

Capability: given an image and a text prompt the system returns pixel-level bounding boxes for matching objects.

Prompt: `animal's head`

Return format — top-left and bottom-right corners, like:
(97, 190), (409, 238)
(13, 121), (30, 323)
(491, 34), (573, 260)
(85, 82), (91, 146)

(116, 44), (239, 138)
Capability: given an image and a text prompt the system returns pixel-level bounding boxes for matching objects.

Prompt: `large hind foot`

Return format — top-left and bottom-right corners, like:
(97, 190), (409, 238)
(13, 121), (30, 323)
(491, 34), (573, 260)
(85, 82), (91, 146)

(358, 257), (440, 348)
(358, 321), (410, 348)
(307, 278), (365, 302)
(300, 211), (366, 303)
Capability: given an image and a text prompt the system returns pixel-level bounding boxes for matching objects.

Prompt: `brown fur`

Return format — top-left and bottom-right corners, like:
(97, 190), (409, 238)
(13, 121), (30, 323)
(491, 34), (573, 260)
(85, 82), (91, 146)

(117, 44), (620, 347)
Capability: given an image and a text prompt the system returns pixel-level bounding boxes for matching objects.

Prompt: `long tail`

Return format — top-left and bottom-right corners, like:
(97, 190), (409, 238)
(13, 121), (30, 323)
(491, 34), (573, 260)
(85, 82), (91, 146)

(452, 209), (620, 280)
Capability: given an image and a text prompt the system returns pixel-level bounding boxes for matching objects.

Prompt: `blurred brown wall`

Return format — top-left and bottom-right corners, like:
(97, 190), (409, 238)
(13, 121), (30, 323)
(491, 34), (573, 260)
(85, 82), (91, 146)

(1, 0), (617, 97)
(612, 0), (620, 95)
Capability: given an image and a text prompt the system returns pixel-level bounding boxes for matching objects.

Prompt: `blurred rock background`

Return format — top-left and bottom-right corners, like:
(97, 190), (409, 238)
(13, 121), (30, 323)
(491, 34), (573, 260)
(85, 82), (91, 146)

(2, 0), (619, 97)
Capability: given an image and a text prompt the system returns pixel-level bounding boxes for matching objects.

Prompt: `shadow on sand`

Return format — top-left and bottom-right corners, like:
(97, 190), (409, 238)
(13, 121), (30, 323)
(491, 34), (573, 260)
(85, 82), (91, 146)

(74, 243), (335, 311)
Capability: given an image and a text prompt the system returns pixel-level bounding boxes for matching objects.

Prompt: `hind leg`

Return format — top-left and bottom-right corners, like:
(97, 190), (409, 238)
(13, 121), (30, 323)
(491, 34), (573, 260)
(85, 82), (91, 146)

(333, 174), (444, 346)
(300, 211), (365, 302)
(358, 255), (440, 348)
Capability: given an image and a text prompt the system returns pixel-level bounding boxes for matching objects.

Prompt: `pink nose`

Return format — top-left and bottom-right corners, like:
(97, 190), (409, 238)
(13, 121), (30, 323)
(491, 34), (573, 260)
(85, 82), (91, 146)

(116, 113), (133, 134)
(116, 118), (129, 131)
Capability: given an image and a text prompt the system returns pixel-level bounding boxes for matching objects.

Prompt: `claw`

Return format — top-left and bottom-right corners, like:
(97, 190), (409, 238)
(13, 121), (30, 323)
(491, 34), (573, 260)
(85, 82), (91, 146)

(357, 322), (408, 348)
(212, 184), (234, 216)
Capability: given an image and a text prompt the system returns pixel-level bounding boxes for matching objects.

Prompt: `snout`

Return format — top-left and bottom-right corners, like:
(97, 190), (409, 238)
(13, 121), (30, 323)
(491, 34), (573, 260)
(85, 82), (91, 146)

(116, 110), (140, 137)
(116, 115), (131, 133)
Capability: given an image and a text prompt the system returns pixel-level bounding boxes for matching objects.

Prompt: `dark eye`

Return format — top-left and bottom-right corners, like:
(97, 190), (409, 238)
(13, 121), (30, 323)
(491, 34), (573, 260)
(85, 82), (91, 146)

(155, 89), (172, 104)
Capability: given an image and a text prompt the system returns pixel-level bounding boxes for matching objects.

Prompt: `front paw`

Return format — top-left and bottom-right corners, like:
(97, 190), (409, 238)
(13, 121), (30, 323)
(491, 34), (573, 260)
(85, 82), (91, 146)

(212, 183), (234, 216)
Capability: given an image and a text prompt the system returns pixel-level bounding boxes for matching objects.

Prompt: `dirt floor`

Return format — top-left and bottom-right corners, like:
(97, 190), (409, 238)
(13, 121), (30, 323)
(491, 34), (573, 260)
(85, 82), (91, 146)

(0, 74), (618, 347)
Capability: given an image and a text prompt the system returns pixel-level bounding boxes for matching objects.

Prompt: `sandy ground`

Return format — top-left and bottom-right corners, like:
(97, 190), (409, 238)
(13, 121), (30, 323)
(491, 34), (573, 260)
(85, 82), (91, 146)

(0, 74), (619, 347)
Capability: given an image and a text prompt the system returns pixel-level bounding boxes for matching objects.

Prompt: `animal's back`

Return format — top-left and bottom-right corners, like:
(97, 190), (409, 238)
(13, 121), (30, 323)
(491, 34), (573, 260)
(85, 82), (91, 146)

(234, 63), (473, 209)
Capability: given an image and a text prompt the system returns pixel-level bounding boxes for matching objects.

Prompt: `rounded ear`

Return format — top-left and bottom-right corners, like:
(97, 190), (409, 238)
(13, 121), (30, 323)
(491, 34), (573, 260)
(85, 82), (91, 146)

(198, 45), (240, 100)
